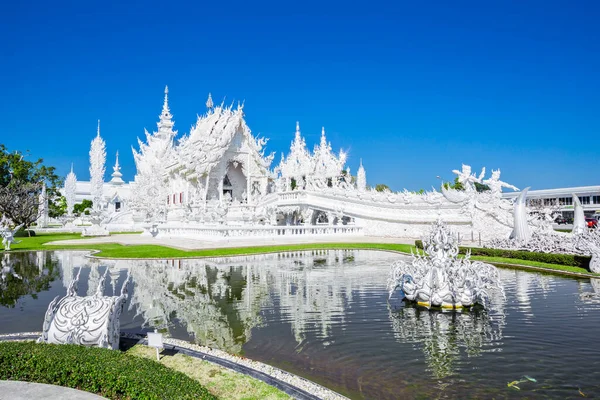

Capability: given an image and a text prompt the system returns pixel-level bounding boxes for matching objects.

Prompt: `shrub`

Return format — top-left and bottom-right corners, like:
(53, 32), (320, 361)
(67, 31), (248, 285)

(14, 229), (36, 237)
(413, 240), (591, 270)
(0, 342), (216, 400)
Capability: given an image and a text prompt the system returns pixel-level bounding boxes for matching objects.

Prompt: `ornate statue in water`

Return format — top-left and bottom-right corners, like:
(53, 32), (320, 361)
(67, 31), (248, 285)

(387, 219), (501, 309)
(38, 267), (131, 350)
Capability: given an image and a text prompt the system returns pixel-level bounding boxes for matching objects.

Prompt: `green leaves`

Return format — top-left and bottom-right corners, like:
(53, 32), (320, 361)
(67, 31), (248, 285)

(0, 342), (216, 400)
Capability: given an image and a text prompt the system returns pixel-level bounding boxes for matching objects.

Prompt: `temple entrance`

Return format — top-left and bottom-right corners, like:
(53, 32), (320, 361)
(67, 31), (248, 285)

(223, 162), (247, 202)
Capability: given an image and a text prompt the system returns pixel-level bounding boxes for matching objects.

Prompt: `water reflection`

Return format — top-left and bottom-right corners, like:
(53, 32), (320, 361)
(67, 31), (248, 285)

(0, 252), (60, 308)
(3, 250), (600, 398)
(388, 304), (505, 378)
(124, 250), (385, 352)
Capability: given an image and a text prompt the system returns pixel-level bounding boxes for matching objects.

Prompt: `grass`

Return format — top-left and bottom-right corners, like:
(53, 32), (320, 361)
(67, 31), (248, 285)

(470, 256), (596, 275)
(127, 345), (291, 400)
(3, 232), (597, 277)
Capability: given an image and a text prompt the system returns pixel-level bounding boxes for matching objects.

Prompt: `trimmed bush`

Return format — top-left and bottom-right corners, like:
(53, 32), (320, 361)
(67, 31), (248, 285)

(413, 240), (591, 271)
(14, 229), (36, 237)
(0, 342), (216, 400)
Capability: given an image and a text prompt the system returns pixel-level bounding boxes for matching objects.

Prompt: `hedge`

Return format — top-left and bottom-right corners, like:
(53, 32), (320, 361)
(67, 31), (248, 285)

(14, 229), (36, 237)
(414, 240), (591, 271)
(0, 342), (216, 400)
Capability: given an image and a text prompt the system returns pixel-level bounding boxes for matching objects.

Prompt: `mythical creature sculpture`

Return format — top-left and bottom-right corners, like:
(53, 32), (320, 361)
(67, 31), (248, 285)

(387, 219), (502, 309)
(442, 164), (518, 240)
(451, 164), (485, 192)
(483, 169), (518, 198)
(1, 223), (23, 251)
(38, 267), (131, 350)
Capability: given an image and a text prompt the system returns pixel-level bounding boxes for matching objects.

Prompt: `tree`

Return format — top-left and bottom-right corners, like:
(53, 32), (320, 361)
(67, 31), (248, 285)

(73, 200), (93, 216)
(49, 196), (67, 218)
(0, 145), (61, 228)
(443, 177), (490, 193)
(443, 177), (464, 191)
(375, 184), (390, 192)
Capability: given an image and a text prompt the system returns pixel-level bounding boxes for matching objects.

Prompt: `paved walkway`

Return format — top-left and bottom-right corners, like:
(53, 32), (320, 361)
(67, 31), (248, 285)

(0, 380), (107, 399)
(44, 233), (425, 251)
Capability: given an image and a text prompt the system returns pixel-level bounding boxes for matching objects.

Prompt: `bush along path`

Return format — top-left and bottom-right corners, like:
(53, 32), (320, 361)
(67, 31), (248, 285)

(0, 341), (216, 400)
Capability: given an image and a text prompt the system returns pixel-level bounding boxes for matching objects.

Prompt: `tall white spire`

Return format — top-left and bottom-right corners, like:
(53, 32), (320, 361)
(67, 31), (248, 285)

(357, 159), (367, 192)
(206, 93), (214, 110)
(156, 85), (176, 139)
(64, 164), (78, 216)
(110, 151), (124, 185)
(89, 122), (106, 210)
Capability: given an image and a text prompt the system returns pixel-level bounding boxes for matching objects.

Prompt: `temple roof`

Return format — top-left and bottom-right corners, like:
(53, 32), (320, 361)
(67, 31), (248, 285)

(169, 102), (273, 180)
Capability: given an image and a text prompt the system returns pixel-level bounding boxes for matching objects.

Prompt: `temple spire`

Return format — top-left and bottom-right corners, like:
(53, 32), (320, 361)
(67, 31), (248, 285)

(295, 121), (301, 139)
(206, 93), (214, 110)
(97, 120), (101, 137)
(156, 85), (176, 139)
(110, 151), (124, 185)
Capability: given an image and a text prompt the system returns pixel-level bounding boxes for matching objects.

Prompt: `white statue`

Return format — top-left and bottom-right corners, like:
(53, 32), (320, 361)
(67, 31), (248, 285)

(38, 268), (131, 350)
(572, 194), (587, 235)
(510, 187), (531, 243)
(0, 223), (23, 251)
(452, 164), (485, 192)
(388, 219), (502, 309)
(483, 169), (518, 197)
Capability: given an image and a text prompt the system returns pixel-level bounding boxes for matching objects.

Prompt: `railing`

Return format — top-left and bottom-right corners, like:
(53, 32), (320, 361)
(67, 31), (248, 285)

(157, 224), (363, 239)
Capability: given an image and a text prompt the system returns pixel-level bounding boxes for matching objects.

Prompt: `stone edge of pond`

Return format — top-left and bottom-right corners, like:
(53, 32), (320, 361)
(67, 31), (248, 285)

(0, 332), (349, 400)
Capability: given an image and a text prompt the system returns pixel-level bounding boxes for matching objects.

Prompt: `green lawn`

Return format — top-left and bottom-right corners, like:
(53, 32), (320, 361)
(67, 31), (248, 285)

(3, 232), (597, 277)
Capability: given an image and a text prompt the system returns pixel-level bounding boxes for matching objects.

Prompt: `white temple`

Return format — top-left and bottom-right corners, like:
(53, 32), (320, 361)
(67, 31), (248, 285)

(65, 86), (522, 240)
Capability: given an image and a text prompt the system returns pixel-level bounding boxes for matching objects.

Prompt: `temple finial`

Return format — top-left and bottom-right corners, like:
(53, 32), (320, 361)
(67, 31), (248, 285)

(296, 121), (300, 136)
(70, 163), (74, 173)
(97, 120), (100, 137)
(114, 151), (120, 170)
(206, 93), (214, 110)
(164, 85), (168, 95)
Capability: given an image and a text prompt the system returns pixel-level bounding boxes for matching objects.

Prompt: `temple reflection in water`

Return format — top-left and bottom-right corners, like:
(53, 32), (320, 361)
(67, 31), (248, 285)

(3, 249), (600, 385)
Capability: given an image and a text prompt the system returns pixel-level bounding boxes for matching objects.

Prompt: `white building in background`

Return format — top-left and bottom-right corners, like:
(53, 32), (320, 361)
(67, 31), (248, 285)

(64, 86), (539, 240)
(503, 186), (600, 219)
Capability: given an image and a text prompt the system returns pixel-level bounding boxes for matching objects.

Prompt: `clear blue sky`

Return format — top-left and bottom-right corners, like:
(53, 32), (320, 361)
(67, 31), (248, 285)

(1, 1), (599, 191)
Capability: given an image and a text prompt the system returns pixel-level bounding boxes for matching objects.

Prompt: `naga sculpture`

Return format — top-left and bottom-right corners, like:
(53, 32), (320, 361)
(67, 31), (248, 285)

(387, 219), (501, 309)
(38, 267), (131, 350)
(0, 223), (23, 251)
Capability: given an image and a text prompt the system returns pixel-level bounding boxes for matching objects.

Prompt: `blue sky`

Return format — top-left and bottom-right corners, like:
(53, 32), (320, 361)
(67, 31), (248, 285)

(1, 1), (599, 191)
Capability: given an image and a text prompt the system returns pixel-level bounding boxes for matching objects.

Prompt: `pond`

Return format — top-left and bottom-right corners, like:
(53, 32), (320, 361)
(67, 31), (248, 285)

(1, 250), (600, 399)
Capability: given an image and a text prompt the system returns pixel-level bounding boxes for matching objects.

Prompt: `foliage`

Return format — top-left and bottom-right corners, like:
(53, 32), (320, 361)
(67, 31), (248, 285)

(0, 180), (43, 228)
(74, 199), (93, 215)
(415, 240), (591, 270)
(0, 145), (62, 226)
(443, 177), (464, 191)
(0, 342), (216, 400)
(375, 183), (390, 192)
(0, 252), (58, 307)
(49, 195), (67, 218)
(442, 177), (489, 192)
(14, 229), (36, 237)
